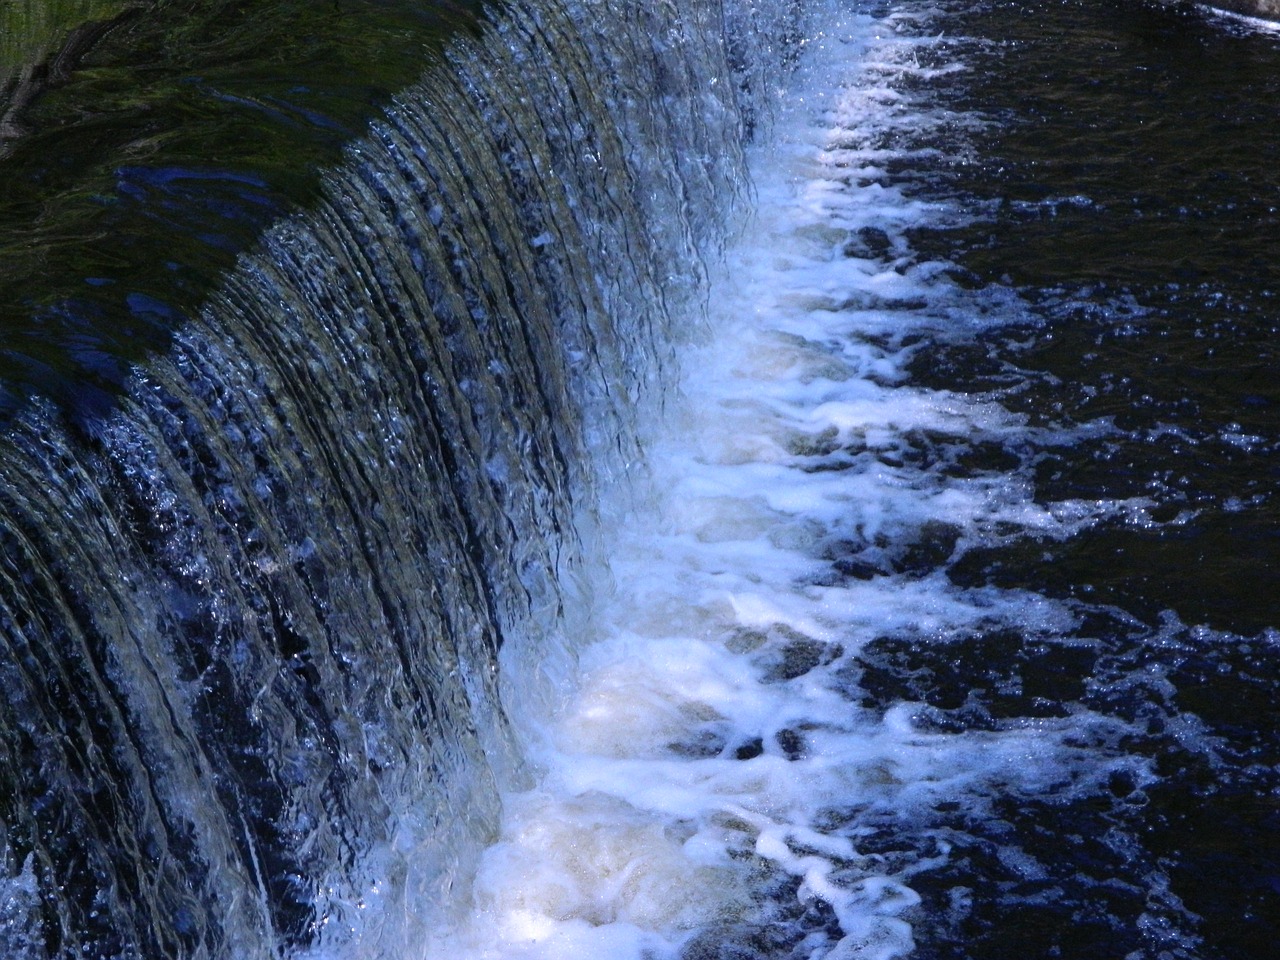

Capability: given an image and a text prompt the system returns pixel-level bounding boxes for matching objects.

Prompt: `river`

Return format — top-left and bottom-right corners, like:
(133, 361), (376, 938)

(0, 1), (1276, 958)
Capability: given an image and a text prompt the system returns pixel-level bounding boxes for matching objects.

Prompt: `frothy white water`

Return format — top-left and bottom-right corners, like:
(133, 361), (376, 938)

(410, 7), (1154, 960)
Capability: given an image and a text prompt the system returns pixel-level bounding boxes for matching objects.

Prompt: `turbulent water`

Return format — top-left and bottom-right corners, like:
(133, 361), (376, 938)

(1, 0), (1278, 958)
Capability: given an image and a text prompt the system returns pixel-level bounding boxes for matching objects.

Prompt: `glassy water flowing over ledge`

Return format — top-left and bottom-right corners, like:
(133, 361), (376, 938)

(4, 1), (1280, 958)
(0, 0), (489, 416)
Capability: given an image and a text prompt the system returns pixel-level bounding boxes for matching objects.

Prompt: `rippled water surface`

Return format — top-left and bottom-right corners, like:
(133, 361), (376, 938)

(846, 2), (1280, 956)
(905, 0), (1280, 632)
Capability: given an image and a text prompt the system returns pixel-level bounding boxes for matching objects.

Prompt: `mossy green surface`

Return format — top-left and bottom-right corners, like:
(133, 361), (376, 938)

(0, 0), (136, 80)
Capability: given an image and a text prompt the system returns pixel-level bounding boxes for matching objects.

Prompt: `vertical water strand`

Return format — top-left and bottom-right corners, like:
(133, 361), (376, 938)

(458, 1), (653, 436)
(142, 272), (511, 951)
(0, 1), (812, 957)
(421, 4), (1149, 958)
(0, 415), (279, 958)
(385, 52), (603, 508)
(552, 0), (740, 351)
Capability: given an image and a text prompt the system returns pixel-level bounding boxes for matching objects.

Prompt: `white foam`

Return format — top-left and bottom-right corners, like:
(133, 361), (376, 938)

(392, 7), (1156, 960)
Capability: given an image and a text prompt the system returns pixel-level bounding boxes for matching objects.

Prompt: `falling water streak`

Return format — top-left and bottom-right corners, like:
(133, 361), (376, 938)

(414, 5), (1226, 960)
(0, 1), (810, 957)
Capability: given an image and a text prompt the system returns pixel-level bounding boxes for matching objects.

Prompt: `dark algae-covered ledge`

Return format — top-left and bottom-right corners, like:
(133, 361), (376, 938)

(0, 0), (486, 418)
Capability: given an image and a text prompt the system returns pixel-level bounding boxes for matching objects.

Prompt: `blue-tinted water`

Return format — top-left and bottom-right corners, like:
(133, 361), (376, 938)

(1, 1), (1278, 958)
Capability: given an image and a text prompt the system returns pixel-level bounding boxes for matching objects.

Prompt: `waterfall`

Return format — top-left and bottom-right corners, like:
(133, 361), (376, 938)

(0, 1), (806, 956)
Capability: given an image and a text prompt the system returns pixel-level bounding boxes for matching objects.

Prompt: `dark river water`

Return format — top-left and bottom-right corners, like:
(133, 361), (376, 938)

(865, 1), (1280, 956)
(0, 1), (1277, 958)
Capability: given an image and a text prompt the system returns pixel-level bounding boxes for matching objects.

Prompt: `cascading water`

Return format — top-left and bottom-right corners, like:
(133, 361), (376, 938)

(4, 0), (1280, 958)
(413, 1), (1280, 957)
(0, 0), (799, 955)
